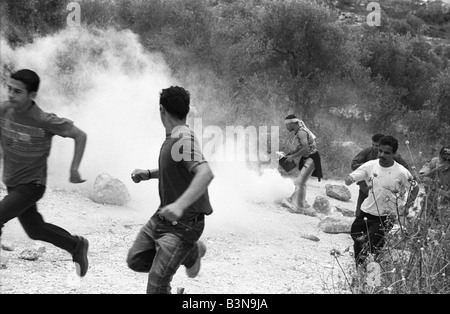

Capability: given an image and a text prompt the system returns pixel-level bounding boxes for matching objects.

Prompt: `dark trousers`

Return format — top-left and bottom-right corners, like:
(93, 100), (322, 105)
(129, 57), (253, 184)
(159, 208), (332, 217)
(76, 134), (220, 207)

(0, 183), (78, 254)
(350, 211), (393, 266)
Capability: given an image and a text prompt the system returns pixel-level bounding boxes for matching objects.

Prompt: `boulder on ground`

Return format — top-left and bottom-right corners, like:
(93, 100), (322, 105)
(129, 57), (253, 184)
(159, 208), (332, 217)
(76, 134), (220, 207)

(18, 249), (41, 261)
(325, 184), (352, 201)
(301, 234), (320, 242)
(318, 216), (354, 234)
(334, 205), (355, 217)
(1, 242), (14, 252)
(313, 196), (331, 215)
(90, 173), (131, 206)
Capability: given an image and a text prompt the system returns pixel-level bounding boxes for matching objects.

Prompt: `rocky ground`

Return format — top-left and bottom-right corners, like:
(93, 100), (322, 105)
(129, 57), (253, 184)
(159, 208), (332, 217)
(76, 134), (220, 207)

(0, 175), (360, 295)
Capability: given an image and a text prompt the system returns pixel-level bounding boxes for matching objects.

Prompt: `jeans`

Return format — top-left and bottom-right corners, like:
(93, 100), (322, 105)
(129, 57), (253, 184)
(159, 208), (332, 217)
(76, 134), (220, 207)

(127, 213), (205, 294)
(350, 211), (393, 266)
(0, 183), (78, 254)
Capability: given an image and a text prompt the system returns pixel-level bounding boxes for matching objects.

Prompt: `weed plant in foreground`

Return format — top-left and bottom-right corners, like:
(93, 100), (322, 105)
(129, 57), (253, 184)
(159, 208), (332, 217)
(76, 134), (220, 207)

(332, 176), (450, 294)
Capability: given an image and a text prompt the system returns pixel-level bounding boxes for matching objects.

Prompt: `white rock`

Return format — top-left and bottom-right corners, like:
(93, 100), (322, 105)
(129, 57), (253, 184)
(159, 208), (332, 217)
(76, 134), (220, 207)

(89, 173), (131, 206)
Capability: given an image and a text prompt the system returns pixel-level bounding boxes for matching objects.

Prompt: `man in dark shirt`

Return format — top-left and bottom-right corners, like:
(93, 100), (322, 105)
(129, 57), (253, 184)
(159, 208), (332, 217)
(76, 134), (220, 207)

(418, 145), (450, 223)
(351, 133), (411, 216)
(0, 69), (89, 276)
(127, 86), (214, 294)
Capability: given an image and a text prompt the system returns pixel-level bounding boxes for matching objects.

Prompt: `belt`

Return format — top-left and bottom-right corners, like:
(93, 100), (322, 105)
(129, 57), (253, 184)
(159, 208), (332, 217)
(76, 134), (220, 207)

(158, 213), (204, 225)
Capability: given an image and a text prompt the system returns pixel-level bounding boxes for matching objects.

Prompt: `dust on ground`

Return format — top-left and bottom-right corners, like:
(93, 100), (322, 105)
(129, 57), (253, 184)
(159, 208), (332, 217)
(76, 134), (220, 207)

(0, 177), (359, 294)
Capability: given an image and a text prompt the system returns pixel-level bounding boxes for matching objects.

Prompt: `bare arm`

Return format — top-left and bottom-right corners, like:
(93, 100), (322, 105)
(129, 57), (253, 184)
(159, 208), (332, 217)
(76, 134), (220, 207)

(345, 165), (369, 186)
(418, 158), (444, 181)
(131, 168), (159, 183)
(345, 175), (355, 186)
(406, 184), (420, 208)
(400, 183), (420, 216)
(65, 125), (87, 183)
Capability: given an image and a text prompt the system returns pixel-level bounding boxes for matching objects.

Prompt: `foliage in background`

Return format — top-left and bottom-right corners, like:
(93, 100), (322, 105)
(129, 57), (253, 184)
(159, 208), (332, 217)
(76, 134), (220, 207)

(1, 0), (450, 179)
(1, 0), (449, 295)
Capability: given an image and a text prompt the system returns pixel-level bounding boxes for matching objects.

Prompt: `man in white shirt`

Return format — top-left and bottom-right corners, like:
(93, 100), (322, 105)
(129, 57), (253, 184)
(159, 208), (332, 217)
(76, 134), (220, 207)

(345, 135), (419, 266)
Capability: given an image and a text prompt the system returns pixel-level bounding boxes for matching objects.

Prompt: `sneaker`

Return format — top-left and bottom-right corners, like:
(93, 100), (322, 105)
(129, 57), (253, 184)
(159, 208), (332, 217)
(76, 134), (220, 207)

(285, 201), (316, 217)
(282, 198), (310, 211)
(281, 198), (293, 209)
(72, 236), (89, 277)
(186, 241), (206, 278)
(287, 206), (304, 214)
(282, 198), (301, 212)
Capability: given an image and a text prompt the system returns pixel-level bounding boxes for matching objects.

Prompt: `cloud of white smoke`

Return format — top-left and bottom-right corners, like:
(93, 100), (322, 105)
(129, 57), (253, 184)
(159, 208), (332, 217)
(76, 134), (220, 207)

(0, 26), (294, 224)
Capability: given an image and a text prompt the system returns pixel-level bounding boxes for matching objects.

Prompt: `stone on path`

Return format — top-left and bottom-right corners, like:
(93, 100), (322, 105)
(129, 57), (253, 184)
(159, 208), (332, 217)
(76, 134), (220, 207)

(90, 173), (131, 206)
(300, 234), (320, 242)
(325, 184), (352, 202)
(335, 205), (355, 217)
(1, 242), (14, 251)
(18, 249), (41, 261)
(318, 216), (354, 234)
(313, 196), (331, 215)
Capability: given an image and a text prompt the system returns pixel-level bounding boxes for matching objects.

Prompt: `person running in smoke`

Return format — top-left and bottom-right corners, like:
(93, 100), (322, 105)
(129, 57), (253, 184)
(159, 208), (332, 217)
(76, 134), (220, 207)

(418, 145), (450, 223)
(351, 133), (411, 217)
(281, 114), (322, 214)
(345, 135), (419, 266)
(127, 86), (214, 294)
(0, 69), (89, 276)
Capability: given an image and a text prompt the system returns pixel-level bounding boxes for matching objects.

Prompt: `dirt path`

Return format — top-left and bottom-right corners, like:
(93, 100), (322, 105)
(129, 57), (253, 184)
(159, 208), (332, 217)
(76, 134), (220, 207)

(0, 176), (359, 294)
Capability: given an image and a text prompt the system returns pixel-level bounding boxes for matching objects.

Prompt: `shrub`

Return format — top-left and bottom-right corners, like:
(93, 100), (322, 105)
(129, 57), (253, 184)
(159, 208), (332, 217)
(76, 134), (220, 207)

(406, 13), (426, 33)
(332, 164), (450, 294)
(314, 126), (354, 179)
(389, 19), (414, 36)
(415, 1), (450, 25)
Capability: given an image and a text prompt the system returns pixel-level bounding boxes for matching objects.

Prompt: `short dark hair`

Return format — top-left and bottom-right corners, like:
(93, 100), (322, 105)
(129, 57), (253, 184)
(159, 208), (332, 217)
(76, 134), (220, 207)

(285, 114), (297, 120)
(379, 135), (398, 154)
(160, 86), (190, 120)
(10, 69), (40, 93)
(372, 133), (385, 143)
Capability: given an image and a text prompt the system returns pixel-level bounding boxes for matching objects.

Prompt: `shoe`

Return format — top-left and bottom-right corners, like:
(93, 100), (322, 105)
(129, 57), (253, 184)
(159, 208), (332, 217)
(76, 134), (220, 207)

(281, 198), (293, 209)
(282, 198), (301, 212)
(282, 198), (311, 212)
(285, 201), (316, 216)
(72, 236), (89, 277)
(287, 206), (304, 214)
(186, 241), (206, 278)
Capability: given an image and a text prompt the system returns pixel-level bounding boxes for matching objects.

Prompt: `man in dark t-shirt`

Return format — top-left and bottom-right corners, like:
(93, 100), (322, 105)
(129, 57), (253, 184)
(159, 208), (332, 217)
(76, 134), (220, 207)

(127, 86), (214, 294)
(418, 145), (450, 223)
(0, 69), (89, 276)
